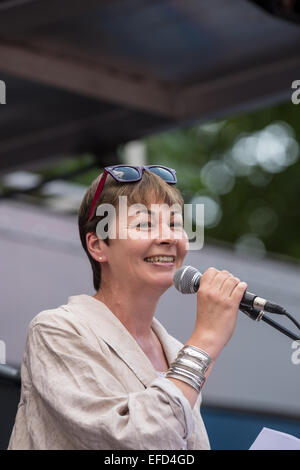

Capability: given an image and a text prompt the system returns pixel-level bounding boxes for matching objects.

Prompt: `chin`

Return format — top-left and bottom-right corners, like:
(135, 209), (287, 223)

(150, 274), (174, 291)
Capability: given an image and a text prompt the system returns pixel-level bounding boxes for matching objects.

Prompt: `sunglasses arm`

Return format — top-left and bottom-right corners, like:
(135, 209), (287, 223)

(88, 170), (108, 222)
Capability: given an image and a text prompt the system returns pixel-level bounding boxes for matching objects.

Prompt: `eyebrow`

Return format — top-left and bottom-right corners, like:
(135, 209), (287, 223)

(129, 209), (181, 218)
(136, 209), (154, 216)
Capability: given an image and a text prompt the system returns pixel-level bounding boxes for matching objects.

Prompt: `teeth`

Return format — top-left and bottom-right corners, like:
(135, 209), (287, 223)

(145, 256), (175, 263)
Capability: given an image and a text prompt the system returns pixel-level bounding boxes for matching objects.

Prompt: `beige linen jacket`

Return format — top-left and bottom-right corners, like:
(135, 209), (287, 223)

(8, 294), (210, 450)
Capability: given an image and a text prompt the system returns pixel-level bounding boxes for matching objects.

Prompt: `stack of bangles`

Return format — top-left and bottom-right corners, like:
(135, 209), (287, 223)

(165, 345), (212, 393)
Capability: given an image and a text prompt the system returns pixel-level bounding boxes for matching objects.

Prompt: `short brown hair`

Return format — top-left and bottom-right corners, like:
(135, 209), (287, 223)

(78, 169), (184, 291)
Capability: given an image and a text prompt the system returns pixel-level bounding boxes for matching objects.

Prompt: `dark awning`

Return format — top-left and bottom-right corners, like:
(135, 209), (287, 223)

(0, 0), (300, 171)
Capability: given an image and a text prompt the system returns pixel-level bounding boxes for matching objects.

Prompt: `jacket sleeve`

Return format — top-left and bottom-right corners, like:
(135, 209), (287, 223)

(25, 320), (195, 450)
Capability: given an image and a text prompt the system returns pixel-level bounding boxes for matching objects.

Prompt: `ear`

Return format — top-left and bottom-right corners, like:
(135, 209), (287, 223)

(86, 232), (108, 263)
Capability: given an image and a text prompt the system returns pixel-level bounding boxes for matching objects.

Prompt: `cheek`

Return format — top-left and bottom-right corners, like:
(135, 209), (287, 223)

(177, 233), (189, 260)
(178, 245), (187, 262)
(126, 240), (151, 262)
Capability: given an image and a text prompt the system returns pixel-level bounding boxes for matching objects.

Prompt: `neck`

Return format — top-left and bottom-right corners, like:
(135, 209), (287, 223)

(93, 279), (163, 346)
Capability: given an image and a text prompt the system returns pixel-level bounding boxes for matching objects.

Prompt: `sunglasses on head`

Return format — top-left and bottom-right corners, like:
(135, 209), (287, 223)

(88, 165), (177, 222)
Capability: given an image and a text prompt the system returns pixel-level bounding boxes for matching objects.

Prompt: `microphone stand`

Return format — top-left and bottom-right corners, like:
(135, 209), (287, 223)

(240, 306), (300, 341)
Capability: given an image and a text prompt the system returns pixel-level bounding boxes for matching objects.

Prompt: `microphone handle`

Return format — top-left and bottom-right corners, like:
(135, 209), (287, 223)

(240, 291), (258, 310)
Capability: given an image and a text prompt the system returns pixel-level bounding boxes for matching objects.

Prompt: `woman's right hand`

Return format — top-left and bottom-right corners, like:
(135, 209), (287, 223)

(190, 267), (248, 361)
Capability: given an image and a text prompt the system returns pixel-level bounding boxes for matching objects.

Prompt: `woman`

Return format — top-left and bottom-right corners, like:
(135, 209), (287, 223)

(8, 165), (247, 450)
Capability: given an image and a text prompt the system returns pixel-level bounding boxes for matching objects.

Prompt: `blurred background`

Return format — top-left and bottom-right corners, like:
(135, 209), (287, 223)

(0, 0), (300, 450)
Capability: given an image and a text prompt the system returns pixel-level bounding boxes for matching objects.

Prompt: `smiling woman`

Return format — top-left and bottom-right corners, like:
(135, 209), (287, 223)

(79, 169), (184, 292)
(8, 166), (247, 450)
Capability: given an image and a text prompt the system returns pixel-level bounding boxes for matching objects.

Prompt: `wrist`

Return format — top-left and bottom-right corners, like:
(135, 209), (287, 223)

(186, 332), (220, 362)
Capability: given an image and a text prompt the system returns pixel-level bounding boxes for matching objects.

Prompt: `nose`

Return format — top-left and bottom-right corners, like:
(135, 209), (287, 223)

(158, 237), (177, 245)
(155, 222), (178, 244)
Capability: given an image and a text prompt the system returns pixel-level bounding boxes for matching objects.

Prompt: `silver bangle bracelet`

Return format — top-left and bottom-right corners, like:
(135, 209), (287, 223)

(166, 368), (205, 393)
(179, 345), (212, 369)
(165, 372), (201, 392)
(171, 356), (207, 375)
(168, 365), (205, 388)
(165, 344), (212, 394)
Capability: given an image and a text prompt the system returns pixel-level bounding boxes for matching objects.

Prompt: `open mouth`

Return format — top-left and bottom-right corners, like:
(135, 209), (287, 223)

(144, 256), (175, 263)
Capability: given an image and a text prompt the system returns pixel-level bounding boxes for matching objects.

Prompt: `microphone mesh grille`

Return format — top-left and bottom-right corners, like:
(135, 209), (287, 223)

(173, 265), (199, 293)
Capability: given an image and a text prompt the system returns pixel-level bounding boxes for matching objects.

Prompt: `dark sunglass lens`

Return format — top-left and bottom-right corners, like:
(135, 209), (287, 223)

(111, 166), (140, 181)
(148, 167), (176, 182)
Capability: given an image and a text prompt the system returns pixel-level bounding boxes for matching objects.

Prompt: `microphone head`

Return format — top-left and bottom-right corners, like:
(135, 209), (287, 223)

(173, 265), (200, 294)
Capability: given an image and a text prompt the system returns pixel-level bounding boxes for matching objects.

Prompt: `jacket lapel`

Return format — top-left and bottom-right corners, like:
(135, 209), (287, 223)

(67, 294), (183, 388)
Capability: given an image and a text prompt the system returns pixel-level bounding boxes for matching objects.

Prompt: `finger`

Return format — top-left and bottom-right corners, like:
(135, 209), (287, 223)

(211, 270), (231, 290)
(201, 267), (219, 286)
(231, 281), (248, 301)
(220, 276), (240, 296)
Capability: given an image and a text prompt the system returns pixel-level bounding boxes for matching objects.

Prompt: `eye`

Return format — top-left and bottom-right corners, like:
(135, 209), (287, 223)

(170, 220), (183, 228)
(136, 221), (152, 229)
(171, 221), (182, 226)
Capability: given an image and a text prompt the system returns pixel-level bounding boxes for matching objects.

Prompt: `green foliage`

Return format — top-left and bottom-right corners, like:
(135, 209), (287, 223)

(144, 100), (300, 260)
(38, 153), (98, 184)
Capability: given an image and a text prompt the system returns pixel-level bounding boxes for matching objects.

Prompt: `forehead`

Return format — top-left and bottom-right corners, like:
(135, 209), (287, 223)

(126, 202), (182, 218)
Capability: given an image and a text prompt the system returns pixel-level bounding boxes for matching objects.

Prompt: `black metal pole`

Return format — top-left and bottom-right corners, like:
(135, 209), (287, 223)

(261, 314), (300, 341)
(240, 306), (300, 341)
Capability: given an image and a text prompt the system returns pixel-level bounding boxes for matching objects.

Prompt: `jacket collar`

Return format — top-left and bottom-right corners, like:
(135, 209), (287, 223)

(66, 294), (183, 388)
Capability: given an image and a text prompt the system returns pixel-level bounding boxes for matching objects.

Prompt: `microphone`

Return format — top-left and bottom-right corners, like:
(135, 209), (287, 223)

(173, 265), (286, 316)
(173, 265), (300, 341)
